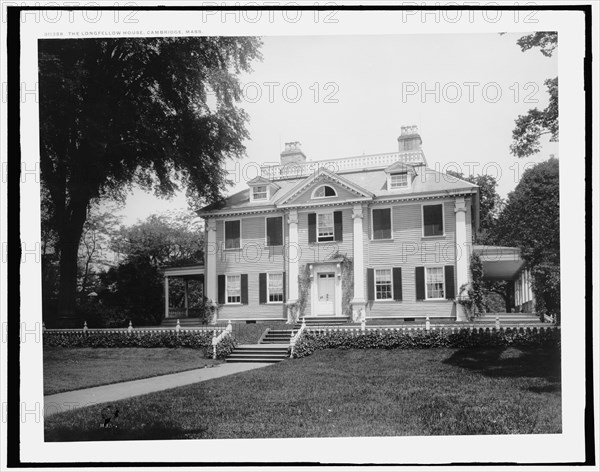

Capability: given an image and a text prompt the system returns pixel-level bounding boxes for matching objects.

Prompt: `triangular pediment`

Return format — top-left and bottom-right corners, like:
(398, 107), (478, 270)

(384, 161), (416, 174)
(275, 168), (373, 206)
(247, 175), (280, 189)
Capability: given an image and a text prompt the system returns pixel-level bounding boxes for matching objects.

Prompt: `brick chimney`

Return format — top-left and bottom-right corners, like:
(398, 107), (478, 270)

(397, 125), (422, 152)
(280, 141), (306, 165)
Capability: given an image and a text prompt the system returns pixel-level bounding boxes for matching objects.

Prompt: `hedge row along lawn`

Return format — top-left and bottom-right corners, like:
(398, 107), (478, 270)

(45, 346), (561, 440)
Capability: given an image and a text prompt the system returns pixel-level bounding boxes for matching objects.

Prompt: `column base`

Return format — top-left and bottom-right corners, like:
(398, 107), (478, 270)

(350, 299), (367, 322)
(286, 299), (298, 324)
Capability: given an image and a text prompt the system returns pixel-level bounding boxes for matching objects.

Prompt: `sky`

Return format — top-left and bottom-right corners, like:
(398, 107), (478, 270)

(113, 32), (558, 225)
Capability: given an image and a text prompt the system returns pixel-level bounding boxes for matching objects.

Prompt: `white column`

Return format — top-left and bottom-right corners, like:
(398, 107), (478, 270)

(286, 209), (299, 323)
(351, 204), (367, 321)
(205, 219), (218, 316)
(164, 276), (169, 319)
(454, 196), (469, 296)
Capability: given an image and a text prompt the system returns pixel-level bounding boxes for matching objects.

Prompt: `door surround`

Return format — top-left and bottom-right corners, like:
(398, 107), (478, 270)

(309, 262), (343, 317)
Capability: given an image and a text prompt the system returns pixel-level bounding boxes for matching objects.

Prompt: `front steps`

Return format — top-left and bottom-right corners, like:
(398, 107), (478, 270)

(260, 328), (294, 344)
(226, 344), (289, 363)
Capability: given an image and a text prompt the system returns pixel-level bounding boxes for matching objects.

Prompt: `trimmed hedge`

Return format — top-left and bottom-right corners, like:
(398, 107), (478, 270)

(43, 330), (213, 349)
(204, 334), (237, 359)
(292, 327), (560, 358)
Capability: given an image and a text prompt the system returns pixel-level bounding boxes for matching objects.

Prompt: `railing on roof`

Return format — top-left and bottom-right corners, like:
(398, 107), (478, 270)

(261, 150), (426, 181)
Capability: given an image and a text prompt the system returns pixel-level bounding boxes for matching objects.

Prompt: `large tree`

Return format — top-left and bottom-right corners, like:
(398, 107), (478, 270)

(491, 158), (560, 319)
(510, 32), (558, 157)
(39, 37), (262, 326)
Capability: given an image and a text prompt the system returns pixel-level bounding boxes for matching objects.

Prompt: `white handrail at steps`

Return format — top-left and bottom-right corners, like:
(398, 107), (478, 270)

(212, 320), (233, 359)
(289, 318), (307, 358)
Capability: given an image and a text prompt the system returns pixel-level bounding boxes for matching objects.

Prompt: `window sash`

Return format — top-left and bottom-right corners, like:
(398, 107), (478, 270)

(314, 185), (336, 198)
(253, 186), (267, 200)
(423, 204), (444, 237)
(266, 216), (283, 246)
(375, 269), (393, 300)
(226, 275), (241, 304)
(317, 213), (335, 241)
(372, 208), (392, 239)
(224, 220), (241, 249)
(390, 173), (408, 188)
(426, 267), (445, 299)
(267, 273), (284, 303)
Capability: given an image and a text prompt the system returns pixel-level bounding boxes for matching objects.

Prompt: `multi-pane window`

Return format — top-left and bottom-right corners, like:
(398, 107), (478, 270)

(224, 220), (241, 249)
(390, 172), (408, 189)
(426, 267), (445, 299)
(266, 216), (283, 246)
(267, 273), (284, 303)
(226, 275), (241, 304)
(317, 213), (335, 242)
(372, 208), (392, 240)
(253, 185), (268, 200)
(423, 204), (444, 237)
(314, 185), (336, 198)
(375, 269), (393, 300)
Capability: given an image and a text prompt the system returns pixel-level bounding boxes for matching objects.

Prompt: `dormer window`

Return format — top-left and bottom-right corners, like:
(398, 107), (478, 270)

(313, 185), (337, 199)
(390, 172), (408, 189)
(252, 185), (268, 200)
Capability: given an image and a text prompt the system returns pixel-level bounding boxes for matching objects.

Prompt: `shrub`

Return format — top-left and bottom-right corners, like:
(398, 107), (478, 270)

(204, 334), (237, 359)
(292, 327), (560, 358)
(43, 330), (213, 349)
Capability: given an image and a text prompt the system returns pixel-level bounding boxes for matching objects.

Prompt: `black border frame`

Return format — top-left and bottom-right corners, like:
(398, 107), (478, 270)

(5, 3), (595, 468)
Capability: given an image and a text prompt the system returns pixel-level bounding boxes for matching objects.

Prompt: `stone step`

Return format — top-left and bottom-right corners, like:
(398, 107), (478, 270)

(226, 357), (285, 363)
(233, 348), (289, 354)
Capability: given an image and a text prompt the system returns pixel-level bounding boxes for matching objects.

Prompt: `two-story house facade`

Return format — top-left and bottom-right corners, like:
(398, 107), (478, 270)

(196, 126), (480, 324)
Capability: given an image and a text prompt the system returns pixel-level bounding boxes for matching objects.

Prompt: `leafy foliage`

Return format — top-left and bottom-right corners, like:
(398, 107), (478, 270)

(204, 334), (237, 359)
(43, 330), (214, 349)
(39, 37), (262, 324)
(510, 33), (557, 157)
(292, 327), (560, 358)
(490, 158), (560, 320)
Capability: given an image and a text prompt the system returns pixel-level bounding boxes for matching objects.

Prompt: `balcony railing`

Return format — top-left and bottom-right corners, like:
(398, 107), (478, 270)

(167, 307), (204, 318)
(261, 150), (426, 180)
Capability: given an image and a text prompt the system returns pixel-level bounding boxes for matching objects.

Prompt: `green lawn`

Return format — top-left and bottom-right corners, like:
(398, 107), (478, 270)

(44, 348), (222, 395)
(44, 346), (561, 441)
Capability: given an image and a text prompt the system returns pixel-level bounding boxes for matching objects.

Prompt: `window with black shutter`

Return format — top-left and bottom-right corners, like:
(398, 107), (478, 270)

(415, 267), (425, 301)
(266, 216), (283, 246)
(308, 213), (316, 243)
(367, 268), (375, 301)
(224, 220), (241, 249)
(217, 275), (226, 304)
(241, 274), (248, 304)
(393, 267), (403, 301)
(444, 265), (455, 299)
(372, 208), (392, 240)
(423, 204), (444, 237)
(259, 273), (267, 304)
(334, 211), (343, 242)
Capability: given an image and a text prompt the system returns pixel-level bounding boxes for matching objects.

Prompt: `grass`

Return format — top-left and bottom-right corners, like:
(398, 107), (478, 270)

(44, 348), (222, 395)
(44, 346), (561, 440)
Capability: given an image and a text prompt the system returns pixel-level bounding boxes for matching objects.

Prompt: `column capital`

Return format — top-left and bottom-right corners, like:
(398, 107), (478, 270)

(352, 204), (364, 220)
(287, 209), (298, 225)
(206, 219), (217, 232)
(454, 196), (467, 214)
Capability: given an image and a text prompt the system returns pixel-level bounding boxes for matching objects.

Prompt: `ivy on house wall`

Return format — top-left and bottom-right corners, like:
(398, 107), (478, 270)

(458, 253), (486, 319)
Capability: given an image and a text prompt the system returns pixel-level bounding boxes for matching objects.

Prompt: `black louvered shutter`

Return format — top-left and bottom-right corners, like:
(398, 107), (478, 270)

(445, 265), (455, 299)
(367, 268), (375, 301)
(393, 267), (403, 301)
(217, 275), (226, 304)
(282, 272), (287, 302)
(334, 211), (343, 242)
(241, 274), (248, 304)
(308, 213), (316, 243)
(259, 273), (267, 304)
(415, 267), (425, 301)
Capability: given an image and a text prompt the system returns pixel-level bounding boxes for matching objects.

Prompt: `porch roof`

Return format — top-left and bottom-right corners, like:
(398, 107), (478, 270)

(473, 245), (525, 281)
(162, 264), (205, 278)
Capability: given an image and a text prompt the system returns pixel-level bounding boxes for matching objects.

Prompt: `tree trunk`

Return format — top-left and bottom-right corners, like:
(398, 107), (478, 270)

(55, 198), (88, 327)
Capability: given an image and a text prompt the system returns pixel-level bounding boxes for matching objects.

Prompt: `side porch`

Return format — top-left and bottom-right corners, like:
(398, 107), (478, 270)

(162, 265), (206, 326)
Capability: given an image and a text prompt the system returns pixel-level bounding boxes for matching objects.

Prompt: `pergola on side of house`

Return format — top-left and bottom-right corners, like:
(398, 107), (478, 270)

(162, 264), (205, 319)
(473, 245), (535, 312)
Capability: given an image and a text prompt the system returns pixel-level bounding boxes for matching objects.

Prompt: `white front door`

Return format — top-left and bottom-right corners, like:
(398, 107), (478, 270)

(316, 272), (336, 315)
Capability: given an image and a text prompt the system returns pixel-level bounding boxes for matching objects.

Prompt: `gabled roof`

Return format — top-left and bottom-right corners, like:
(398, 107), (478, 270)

(274, 167), (374, 206)
(384, 161), (417, 174)
(247, 175), (280, 189)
